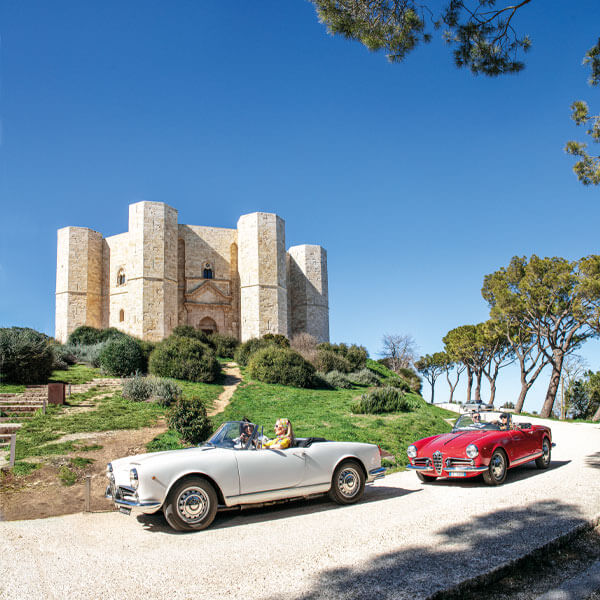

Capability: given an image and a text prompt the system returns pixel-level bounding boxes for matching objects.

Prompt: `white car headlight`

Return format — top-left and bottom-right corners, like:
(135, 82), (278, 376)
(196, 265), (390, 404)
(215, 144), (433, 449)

(466, 444), (479, 459)
(107, 463), (115, 483)
(407, 445), (418, 458)
(130, 468), (139, 490)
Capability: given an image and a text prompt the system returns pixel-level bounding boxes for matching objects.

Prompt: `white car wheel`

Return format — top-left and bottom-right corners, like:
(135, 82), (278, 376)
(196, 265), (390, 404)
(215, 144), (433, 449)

(164, 477), (218, 532)
(329, 460), (365, 505)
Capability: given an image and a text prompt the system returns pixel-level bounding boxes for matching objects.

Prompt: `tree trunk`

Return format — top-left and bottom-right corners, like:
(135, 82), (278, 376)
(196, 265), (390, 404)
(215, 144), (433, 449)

(466, 368), (473, 403)
(430, 380), (435, 404)
(515, 383), (528, 414)
(593, 403), (600, 422)
(489, 379), (496, 405)
(474, 371), (482, 402)
(540, 352), (564, 418)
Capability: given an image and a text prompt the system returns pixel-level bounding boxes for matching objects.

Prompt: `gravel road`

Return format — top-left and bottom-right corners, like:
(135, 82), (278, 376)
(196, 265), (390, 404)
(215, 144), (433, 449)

(1, 417), (599, 600)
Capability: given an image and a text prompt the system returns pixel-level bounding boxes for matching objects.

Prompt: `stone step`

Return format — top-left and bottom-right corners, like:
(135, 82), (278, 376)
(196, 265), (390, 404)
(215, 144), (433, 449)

(0, 423), (22, 435)
(0, 398), (44, 404)
(0, 393), (19, 398)
(0, 405), (42, 413)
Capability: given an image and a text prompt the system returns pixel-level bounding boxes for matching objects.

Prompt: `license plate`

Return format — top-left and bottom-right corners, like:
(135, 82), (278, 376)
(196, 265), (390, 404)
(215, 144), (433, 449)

(449, 472), (466, 477)
(119, 506), (132, 516)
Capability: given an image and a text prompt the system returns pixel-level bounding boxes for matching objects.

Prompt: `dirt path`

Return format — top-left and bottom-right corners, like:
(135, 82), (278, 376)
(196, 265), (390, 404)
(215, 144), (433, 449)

(208, 362), (242, 417)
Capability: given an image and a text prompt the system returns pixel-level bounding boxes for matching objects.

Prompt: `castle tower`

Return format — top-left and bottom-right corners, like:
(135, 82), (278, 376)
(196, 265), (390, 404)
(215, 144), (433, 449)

(55, 227), (103, 343)
(237, 213), (288, 341)
(287, 245), (329, 343)
(127, 201), (178, 341)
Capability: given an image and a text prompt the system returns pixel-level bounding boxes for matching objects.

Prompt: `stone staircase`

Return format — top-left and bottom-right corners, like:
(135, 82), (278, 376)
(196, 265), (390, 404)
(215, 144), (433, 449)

(0, 378), (123, 467)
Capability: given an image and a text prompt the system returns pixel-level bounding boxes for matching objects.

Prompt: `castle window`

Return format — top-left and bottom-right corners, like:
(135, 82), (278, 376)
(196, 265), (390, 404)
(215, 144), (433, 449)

(117, 269), (126, 286)
(119, 309), (125, 322)
(203, 262), (213, 279)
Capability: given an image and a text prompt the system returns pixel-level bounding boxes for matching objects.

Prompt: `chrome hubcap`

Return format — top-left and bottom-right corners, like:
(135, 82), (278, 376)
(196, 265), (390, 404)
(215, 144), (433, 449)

(177, 487), (210, 523)
(338, 467), (360, 498)
(491, 453), (505, 479)
(542, 440), (550, 463)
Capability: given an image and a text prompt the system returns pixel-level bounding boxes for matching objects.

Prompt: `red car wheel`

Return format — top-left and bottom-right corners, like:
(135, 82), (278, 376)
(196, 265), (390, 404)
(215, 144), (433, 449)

(535, 437), (552, 469)
(483, 449), (508, 485)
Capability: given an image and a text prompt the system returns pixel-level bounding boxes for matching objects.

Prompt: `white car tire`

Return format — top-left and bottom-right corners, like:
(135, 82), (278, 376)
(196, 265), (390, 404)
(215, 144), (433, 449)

(328, 459), (365, 505)
(163, 477), (218, 532)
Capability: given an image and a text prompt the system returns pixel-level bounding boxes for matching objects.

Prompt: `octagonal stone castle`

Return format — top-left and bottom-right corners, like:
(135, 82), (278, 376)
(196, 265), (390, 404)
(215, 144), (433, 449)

(55, 201), (329, 344)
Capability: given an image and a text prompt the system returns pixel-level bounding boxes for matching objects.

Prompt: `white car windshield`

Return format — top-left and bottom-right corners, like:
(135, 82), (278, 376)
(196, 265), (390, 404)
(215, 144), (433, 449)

(205, 421), (258, 449)
(453, 413), (508, 431)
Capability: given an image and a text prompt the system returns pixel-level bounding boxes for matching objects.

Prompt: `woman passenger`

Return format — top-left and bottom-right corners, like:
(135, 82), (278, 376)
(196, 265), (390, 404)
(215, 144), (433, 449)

(263, 418), (294, 449)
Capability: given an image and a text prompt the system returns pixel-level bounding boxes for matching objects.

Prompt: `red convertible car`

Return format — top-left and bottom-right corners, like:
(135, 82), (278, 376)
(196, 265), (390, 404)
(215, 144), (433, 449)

(407, 411), (553, 485)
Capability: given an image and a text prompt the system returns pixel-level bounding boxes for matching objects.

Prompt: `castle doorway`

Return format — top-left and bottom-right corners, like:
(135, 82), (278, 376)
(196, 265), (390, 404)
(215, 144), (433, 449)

(198, 316), (218, 335)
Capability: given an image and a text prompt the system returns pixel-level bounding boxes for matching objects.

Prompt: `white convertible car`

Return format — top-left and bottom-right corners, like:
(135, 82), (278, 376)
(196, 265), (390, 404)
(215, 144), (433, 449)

(106, 420), (386, 531)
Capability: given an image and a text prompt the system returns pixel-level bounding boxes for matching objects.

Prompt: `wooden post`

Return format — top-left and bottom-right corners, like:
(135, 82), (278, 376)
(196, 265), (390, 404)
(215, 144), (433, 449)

(85, 476), (91, 512)
(43, 396), (47, 415)
(9, 434), (16, 468)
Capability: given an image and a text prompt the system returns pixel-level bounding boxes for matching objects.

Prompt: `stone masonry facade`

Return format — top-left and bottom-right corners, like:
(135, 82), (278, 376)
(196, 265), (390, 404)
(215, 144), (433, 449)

(55, 201), (329, 344)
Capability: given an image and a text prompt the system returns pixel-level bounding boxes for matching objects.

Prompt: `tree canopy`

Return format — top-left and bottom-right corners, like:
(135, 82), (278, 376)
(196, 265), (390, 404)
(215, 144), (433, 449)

(482, 254), (600, 417)
(310, 0), (534, 76)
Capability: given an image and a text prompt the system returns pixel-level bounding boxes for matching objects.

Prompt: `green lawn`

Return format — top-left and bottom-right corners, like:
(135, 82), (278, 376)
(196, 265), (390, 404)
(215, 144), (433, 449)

(0, 383), (26, 394)
(49, 364), (111, 384)
(147, 364), (455, 471)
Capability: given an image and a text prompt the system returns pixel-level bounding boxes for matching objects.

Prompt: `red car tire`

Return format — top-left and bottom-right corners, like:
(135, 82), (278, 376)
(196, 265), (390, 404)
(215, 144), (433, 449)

(483, 448), (508, 485)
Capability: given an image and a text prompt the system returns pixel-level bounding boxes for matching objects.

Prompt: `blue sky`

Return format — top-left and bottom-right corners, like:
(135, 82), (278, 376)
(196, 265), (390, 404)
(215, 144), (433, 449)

(1, 1), (599, 411)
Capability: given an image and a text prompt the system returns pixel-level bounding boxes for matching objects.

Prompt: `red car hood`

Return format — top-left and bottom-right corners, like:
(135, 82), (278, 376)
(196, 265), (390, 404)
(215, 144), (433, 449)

(419, 430), (497, 455)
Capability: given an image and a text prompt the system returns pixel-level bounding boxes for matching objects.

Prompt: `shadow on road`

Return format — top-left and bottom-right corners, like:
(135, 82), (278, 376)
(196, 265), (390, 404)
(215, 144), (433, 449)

(137, 485), (419, 534)
(586, 452), (600, 469)
(287, 499), (587, 600)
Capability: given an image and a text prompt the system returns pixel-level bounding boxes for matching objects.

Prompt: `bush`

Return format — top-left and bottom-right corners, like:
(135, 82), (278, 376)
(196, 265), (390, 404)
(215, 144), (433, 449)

(122, 373), (154, 402)
(168, 398), (212, 445)
(51, 343), (77, 370)
(209, 333), (239, 359)
(67, 326), (103, 346)
(138, 340), (156, 372)
(261, 333), (290, 348)
(385, 377), (411, 392)
(501, 401), (515, 409)
(317, 342), (368, 371)
(351, 387), (419, 414)
(99, 336), (145, 377)
(397, 367), (422, 394)
(323, 370), (353, 389)
(0, 327), (54, 385)
(349, 368), (380, 386)
(171, 326), (212, 345)
(66, 341), (107, 367)
(149, 336), (220, 383)
(234, 338), (269, 366)
(247, 346), (315, 388)
(290, 333), (319, 363)
(152, 378), (182, 407)
(313, 350), (352, 374)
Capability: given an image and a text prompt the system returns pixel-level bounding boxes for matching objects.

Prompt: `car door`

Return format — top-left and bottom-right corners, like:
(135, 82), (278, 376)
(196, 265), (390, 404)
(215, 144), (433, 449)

(234, 448), (307, 495)
(504, 429), (531, 462)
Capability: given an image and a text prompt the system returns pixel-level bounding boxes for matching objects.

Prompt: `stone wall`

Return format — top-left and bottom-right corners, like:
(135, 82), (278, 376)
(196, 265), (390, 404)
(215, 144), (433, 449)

(287, 245), (329, 342)
(55, 227), (103, 343)
(55, 203), (329, 345)
(237, 212), (288, 341)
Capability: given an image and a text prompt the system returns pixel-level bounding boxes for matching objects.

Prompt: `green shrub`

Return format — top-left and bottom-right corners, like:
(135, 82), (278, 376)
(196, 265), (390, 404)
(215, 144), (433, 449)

(349, 368), (380, 386)
(317, 342), (368, 371)
(149, 337), (220, 383)
(58, 465), (78, 486)
(152, 378), (182, 407)
(351, 387), (419, 414)
(385, 377), (411, 392)
(323, 370), (353, 389)
(168, 397), (212, 444)
(210, 333), (239, 359)
(313, 350), (352, 373)
(261, 333), (290, 348)
(138, 340), (156, 372)
(171, 326), (212, 345)
(235, 338), (268, 366)
(67, 326), (103, 346)
(397, 367), (422, 394)
(122, 373), (154, 402)
(0, 327), (54, 384)
(67, 341), (107, 367)
(99, 336), (145, 377)
(247, 346), (315, 388)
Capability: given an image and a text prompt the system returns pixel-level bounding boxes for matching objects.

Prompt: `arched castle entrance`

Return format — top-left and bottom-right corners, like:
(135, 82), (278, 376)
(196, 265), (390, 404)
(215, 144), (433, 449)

(198, 316), (217, 335)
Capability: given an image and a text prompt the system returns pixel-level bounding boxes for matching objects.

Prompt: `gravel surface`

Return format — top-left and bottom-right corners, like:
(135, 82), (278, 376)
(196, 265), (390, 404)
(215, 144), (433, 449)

(1, 417), (599, 600)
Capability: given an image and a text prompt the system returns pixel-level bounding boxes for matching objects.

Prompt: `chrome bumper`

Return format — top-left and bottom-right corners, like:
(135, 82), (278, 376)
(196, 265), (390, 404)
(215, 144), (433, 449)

(367, 467), (386, 482)
(406, 464), (488, 474)
(105, 484), (162, 515)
